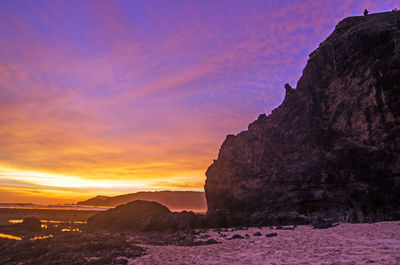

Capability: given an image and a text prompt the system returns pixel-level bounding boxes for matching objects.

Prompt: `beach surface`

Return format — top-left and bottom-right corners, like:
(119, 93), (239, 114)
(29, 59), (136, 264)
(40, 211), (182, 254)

(133, 221), (400, 264)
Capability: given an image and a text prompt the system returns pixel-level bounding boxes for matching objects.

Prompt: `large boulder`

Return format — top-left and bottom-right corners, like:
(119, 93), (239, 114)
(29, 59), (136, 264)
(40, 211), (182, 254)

(21, 217), (41, 231)
(205, 12), (400, 226)
(87, 200), (204, 231)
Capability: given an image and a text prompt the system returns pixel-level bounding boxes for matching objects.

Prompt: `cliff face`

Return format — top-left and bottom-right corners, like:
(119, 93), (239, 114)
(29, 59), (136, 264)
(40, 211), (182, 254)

(205, 12), (400, 226)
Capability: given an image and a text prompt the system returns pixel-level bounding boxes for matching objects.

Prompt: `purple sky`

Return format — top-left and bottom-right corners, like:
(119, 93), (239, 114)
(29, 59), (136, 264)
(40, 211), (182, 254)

(0, 0), (398, 203)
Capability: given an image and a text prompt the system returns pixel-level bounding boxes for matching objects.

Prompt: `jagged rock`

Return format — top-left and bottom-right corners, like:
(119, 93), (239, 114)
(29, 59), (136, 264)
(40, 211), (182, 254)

(87, 200), (205, 232)
(205, 12), (400, 226)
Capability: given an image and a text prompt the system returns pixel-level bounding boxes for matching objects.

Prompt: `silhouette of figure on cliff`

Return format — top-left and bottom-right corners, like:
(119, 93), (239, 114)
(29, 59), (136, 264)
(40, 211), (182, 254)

(364, 9), (369, 16)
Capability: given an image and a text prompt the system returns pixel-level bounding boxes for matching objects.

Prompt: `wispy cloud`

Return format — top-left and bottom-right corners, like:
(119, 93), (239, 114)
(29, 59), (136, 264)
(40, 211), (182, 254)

(0, 0), (397, 203)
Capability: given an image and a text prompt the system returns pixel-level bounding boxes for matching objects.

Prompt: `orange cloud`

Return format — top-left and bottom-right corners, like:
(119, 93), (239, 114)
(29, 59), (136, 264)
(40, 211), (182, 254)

(0, 0), (397, 204)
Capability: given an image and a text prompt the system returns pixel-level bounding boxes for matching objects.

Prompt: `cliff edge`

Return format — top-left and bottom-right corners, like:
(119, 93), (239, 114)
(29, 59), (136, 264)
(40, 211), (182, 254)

(205, 11), (400, 226)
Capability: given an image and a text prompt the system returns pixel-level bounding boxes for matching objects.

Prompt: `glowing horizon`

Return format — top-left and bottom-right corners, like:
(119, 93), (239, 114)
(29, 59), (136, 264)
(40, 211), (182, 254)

(0, 0), (397, 204)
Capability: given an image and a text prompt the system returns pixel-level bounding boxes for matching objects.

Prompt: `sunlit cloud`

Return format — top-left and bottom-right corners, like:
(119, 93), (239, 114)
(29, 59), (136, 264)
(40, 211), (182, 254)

(0, 168), (139, 189)
(0, 0), (397, 203)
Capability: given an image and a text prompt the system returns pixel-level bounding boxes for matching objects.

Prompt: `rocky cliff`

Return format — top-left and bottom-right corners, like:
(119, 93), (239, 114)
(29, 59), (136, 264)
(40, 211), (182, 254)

(205, 12), (400, 226)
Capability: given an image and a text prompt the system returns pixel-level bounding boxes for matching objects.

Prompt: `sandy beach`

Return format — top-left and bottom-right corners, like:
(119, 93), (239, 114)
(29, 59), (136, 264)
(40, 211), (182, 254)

(133, 221), (400, 264)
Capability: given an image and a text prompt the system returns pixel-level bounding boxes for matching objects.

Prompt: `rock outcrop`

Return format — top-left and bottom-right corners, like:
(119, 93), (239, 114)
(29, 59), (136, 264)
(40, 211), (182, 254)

(87, 200), (204, 231)
(0, 233), (146, 265)
(205, 12), (400, 226)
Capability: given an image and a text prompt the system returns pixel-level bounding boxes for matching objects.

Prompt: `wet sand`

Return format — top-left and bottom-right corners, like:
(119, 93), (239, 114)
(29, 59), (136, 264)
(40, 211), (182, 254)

(134, 221), (400, 264)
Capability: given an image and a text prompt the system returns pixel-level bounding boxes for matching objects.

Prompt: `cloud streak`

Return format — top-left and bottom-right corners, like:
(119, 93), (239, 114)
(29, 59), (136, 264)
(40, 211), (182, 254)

(0, 0), (397, 203)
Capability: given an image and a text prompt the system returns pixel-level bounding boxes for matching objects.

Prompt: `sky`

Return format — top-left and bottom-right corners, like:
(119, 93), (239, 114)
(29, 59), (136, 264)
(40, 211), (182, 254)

(0, 0), (398, 204)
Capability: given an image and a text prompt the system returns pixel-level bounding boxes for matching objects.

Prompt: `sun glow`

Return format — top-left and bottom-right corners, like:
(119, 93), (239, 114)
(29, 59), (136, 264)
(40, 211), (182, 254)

(0, 167), (146, 189)
(0, 165), (205, 203)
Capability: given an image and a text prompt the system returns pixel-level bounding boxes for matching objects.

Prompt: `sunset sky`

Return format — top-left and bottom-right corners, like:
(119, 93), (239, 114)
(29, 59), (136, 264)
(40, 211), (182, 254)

(0, 0), (397, 204)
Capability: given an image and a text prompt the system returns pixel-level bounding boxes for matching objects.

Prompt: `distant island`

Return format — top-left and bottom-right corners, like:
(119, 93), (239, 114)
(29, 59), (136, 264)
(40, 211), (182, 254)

(77, 191), (207, 213)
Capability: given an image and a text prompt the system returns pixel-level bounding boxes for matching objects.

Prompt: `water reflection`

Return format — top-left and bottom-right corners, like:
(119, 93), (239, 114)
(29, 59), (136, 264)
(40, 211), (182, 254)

(9, 219), (87, 224)
(31, 235), (53, 240)
(0, 233), (55, 241)
(5, 219), (83, 238)
(0, 233), (22, 240)
(8, 219), (23, 224)
(61, 228), (81, 232)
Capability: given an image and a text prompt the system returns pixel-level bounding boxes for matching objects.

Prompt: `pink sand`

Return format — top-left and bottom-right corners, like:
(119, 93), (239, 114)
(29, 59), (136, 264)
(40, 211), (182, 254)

(132, 221), (400, 264)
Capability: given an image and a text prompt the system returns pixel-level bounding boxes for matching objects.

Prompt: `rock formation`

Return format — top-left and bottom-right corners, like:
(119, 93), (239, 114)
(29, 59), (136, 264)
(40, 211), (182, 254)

(21, 217), (41, 232)
(205, 12), (400, 226)
(0, 233), (146, 265)
(87, 200), (204, 232)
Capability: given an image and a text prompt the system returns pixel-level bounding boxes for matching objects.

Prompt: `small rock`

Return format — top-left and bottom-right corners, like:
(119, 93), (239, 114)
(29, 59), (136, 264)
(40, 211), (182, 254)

(205, 239), (220, 244)
(253, 231), (262, 236)
(227, 234), (244, 240)
(21, 217), (42, 231)
(265, 233), (277, 237)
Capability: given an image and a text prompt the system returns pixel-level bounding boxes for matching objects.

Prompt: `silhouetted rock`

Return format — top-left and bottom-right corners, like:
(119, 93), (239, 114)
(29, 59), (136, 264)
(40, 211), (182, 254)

(205, 11), (400, 226)
(266, 233), (278, 237)
(193, 238), (220, 245)
(21, 216), (41, 231)
(0, 233), (146, 264)
(253, 231), (262, 236)
(228, 234), (244, 239)
(87, 200), (205, 232)
(87, 200), (170, 231)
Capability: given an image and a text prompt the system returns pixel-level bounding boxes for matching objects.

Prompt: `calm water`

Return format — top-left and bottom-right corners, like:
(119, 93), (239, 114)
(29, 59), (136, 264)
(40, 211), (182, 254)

(9, 219), (85, 230)
(0, 219), (84, 240)
(0, 203), (110, 211)
(0, 233), (54, 241)
(0, 233), (22, 240)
